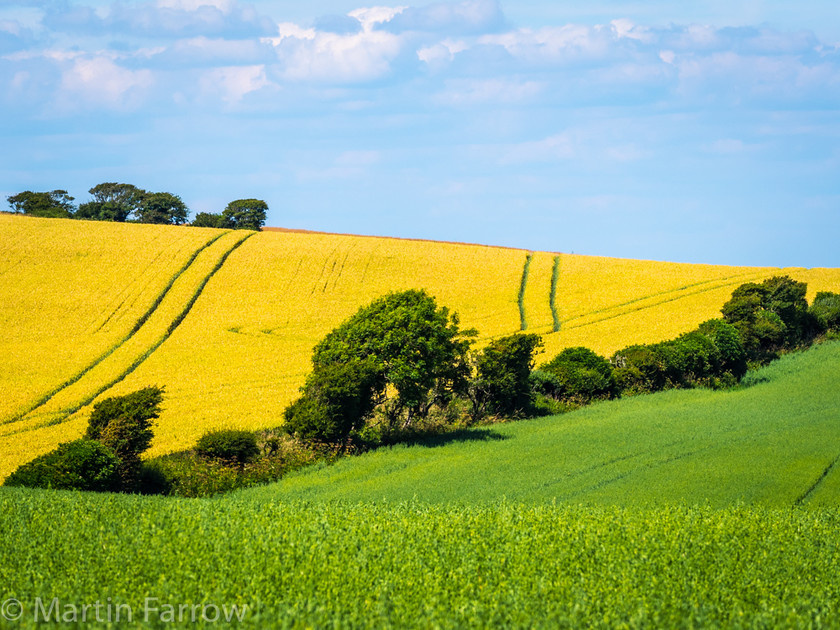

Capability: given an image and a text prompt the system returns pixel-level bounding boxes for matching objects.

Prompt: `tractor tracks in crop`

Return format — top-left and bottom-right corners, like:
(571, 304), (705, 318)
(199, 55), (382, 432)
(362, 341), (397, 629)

(558, 270), (772, 334)
(795, 452), (840, 506)
(3, 231), (254, 435)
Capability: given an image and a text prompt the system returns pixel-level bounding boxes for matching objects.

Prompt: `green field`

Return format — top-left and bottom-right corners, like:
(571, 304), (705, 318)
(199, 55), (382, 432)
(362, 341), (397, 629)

(244, 341), (840, 508)
(1, 492), (839, 628)
(2, 343), (840, 628)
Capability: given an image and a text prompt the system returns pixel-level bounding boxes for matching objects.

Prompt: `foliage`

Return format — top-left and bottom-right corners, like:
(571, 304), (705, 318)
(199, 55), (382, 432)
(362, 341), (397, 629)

(810, 291), (840, 332)
(469, 333), (543, 421)
(195, 429), (260, 465)
(697, 318), (748, 380)
(191, 211), (229, 228)
(136, 192), (189, 225)
(541, 346), (616, 403)
(86, 386), (164, 489)
(722, 275), (816, 361)
(222, 198), (268, 231)
(6, 190), (76, 218)
(140, 434), (322, 497)
(311, 289), (475, 428)
(3, 439), (119, 491)
(284, 358), (381, 447)
(260, 341), (840, 507)
(76, 183), (146, 222)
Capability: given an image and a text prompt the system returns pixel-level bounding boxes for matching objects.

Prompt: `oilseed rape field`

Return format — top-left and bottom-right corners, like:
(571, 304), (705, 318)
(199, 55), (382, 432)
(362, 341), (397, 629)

(2, 214), (840, 479)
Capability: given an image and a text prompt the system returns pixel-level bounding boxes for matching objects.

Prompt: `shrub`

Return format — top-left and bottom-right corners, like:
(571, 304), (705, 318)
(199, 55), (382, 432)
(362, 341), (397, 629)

(3, 439), (120, 492)
(541, 346), (617, 403)
(698, 318), (747, 380)
(810, 292), (840, 332)
(86, 386), (164, 490)
(195, 429), (260, 465)
(469, 333), (543, 421)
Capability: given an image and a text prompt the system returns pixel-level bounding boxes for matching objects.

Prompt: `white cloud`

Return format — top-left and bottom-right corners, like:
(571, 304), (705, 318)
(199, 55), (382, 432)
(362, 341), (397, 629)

(266, 22), (405, 83)
(200, 64), (269, 104)
(479, 25), (614, 64)
(348, 6), (407, 31)
(57, 55), (154, 111)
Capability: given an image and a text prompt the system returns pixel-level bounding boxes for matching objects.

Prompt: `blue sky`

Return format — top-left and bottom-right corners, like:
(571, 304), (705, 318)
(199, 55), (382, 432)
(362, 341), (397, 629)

(1, 0), (838, 267)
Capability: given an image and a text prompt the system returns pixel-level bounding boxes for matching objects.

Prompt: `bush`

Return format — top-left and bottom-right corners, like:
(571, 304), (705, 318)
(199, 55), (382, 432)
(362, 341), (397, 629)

(195, 429), (260, 465)
(541, 346), (616, 403)
(284, 359), (381, 447)
(4, 439), (120, 492)
(810, 292), (840, 332)
(469, 333), (543, 421)
(86, 386), (164, 490)
(698, 319), (747, 380)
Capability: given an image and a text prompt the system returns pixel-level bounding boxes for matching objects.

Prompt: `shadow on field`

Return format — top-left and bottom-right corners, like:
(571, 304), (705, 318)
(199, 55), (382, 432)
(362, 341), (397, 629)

(402, 428), (510, 449)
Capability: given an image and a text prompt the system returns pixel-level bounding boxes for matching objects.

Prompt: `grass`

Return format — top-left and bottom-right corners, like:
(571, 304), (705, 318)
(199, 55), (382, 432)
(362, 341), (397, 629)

(243, 341), (840, 508)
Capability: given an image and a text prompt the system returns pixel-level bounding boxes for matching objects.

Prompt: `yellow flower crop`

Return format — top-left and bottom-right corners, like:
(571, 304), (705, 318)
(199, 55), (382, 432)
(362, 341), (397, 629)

(1, 216), (837, 478)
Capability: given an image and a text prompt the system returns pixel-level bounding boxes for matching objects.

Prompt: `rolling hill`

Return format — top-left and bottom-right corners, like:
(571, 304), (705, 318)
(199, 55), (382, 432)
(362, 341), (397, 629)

(2, 213), (839, 479)
(243, 341), (840, 507)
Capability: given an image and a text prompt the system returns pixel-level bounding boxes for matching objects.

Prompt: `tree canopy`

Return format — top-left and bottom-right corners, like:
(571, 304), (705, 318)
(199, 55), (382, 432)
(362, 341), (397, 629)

(284, 290), (475, 446)
(76, 183), (146, 222)
(136, 192), (189, 225)
(7, 190), (76, 218)
(222, 198), (268, 231)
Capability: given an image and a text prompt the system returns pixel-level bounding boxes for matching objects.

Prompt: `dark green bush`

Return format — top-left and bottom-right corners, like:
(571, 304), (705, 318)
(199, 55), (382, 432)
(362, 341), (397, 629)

(195, 429), (260, 465)
(698, 318), (748, 380)
(469, 333), (543, 421)
(86, 386), (164, 490)
(3, 439), (120, 492)
(810, 292), (840, 332)
(541, 346), (616, 403)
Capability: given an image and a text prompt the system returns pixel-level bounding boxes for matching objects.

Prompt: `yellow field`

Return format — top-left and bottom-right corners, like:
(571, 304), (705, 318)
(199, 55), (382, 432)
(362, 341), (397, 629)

(2, 215), (839, 478)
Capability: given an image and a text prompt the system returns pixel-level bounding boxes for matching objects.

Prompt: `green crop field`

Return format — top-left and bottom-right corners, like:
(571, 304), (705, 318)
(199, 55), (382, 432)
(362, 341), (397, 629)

(2, 343), (840, 628)
(2, 491), (839, 628)
(243, 340), (840, 508)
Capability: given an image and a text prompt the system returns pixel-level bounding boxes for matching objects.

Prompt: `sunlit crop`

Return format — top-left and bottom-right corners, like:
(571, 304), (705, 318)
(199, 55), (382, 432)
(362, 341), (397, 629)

(1, 216), (837, 478)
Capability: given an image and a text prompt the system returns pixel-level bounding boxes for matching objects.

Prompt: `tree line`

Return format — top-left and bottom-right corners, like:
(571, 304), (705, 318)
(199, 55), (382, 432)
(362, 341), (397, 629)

(5, 183), (267, 230)
(5, 276), (840, 495)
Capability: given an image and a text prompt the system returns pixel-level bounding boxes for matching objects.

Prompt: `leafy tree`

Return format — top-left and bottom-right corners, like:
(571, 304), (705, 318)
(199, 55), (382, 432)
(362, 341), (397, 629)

(3, 439), (120, 492)
(7, 190), (76, 218)
(312, 289), (475, 427)
(222, 198), (268, 231)
(136, 192), (188, 225)
(77, 183), (146, 222)
(86, 386), (164, 489)
(469, 333), (543, 421)
(284, 358), (381, 448)
(192, 212), (229, 228)
(540, 346), (616, 404)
